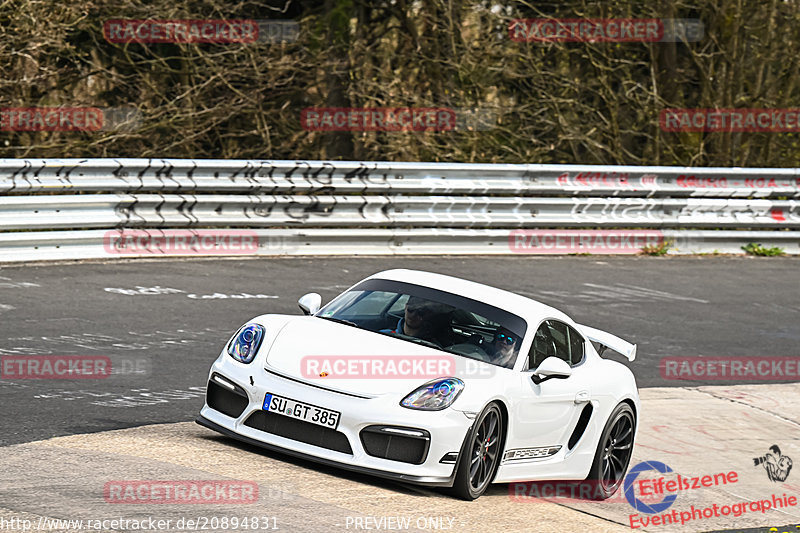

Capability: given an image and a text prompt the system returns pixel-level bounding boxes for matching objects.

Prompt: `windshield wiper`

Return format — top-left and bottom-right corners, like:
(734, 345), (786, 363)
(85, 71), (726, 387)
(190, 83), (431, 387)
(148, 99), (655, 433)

(317, 316), (360, 328)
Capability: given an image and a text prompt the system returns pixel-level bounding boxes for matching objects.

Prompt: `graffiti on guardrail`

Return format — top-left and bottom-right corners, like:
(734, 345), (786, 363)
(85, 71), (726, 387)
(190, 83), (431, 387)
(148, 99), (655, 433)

(1, 160), (798, 197)
(104, 196), (800, 229)
(0, 160), (798, 259)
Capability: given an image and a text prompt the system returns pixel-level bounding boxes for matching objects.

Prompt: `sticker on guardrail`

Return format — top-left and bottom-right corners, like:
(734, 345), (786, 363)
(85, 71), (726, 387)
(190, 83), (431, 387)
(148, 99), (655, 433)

(509, 230), (664, 254)
(549, 171), (798, 194)
(554, 171), (638, 188)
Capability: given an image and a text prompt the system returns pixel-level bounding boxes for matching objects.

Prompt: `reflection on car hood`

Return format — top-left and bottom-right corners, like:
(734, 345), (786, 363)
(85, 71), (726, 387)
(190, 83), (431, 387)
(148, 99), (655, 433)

(264, 316), (496, 397)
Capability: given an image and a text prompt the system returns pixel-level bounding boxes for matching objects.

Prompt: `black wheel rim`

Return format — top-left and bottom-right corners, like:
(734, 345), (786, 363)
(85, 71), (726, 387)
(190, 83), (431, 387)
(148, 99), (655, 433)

(469, 408), (501, 491)
(600, 412), (634, 493)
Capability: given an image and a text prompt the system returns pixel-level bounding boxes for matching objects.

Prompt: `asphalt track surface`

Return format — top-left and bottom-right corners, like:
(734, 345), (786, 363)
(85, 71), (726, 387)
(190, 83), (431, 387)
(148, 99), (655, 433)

(0, 256), (798, 447)
(3, 383), (799, 533)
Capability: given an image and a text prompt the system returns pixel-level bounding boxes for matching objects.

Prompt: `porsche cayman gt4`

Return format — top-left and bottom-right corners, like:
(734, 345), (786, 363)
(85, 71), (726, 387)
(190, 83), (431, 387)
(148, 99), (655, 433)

(197, 269), (639, 500)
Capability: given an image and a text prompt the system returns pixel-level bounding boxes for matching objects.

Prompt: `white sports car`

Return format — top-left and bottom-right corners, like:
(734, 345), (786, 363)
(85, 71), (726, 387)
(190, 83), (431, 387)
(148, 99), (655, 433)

(197, 269), (640, 500)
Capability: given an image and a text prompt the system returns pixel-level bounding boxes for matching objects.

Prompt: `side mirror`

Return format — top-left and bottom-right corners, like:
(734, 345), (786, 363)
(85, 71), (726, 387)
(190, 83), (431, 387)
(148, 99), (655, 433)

(298, 293), (322, 315)
(531, 357), (572, 385)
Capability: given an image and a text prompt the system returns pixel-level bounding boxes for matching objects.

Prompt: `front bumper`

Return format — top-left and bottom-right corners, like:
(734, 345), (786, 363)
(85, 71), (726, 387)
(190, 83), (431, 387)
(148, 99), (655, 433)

(196, 357), (472, 487)
(196, 415), (455, 487)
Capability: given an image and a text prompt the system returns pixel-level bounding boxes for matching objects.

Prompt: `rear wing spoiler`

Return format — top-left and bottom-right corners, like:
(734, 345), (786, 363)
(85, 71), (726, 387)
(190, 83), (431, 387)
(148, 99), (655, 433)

(577, 324), (637, 362)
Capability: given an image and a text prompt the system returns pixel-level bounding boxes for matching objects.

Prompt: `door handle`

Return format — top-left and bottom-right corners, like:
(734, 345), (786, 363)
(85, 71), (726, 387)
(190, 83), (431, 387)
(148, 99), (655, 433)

(574, 390), (590, 404)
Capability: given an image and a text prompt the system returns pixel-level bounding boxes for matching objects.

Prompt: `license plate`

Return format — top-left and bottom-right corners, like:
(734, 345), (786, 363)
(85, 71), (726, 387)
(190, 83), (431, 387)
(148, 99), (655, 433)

(263, 393), (341, 430)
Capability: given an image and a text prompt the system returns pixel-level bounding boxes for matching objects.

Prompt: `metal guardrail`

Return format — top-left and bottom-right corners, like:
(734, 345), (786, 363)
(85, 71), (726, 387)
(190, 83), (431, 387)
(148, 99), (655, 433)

(3, 159), (799, 196)
(1, 195), (797, 230)
(0, 229), (797, 263)
(1, 159), (798, 261)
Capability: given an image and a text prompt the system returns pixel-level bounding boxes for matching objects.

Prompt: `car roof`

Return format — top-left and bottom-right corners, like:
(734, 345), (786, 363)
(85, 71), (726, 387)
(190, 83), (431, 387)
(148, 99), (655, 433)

(364, 268), (570, 326)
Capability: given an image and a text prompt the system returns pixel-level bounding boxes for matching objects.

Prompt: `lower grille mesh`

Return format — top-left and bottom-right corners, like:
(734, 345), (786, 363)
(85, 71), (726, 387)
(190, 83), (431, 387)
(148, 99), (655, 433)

(244, 411), (353, 455)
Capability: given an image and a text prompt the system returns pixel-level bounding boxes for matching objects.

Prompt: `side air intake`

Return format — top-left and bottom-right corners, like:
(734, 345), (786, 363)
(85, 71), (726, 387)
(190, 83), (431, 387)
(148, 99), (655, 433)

(568, 403), (593, 450)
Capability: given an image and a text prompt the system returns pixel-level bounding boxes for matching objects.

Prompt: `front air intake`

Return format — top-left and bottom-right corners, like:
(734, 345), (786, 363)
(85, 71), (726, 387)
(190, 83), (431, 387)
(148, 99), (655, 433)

(206, 375), (249, 418)
(360, 426), (430, 464)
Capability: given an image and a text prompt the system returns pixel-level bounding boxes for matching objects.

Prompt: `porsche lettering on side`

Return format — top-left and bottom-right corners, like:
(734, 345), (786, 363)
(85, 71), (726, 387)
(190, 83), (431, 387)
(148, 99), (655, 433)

(197, 269), (640, 500)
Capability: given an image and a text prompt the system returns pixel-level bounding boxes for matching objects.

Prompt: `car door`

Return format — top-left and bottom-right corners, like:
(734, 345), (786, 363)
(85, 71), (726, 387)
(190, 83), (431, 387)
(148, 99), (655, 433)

(503, 319), (593, 465)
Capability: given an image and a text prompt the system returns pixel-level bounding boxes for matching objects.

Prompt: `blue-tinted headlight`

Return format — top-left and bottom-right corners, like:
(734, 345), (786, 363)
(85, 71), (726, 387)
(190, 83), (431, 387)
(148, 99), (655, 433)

(227, 324), (265, 364)
(401, 378), (464, 411)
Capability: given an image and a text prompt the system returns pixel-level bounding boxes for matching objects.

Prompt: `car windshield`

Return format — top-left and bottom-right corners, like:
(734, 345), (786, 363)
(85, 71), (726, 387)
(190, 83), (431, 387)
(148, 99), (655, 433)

(317, 278), (527, 368)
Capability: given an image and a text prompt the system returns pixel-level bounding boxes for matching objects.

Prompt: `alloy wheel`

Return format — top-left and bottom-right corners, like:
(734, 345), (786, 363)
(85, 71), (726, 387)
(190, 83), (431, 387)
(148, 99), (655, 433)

(600, 410), (634, 493)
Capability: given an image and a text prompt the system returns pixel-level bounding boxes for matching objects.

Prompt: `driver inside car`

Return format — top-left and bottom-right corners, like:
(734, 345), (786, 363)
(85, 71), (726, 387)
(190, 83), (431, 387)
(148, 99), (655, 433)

(489, 327), (520, 367)
(381, 296), (454, 347)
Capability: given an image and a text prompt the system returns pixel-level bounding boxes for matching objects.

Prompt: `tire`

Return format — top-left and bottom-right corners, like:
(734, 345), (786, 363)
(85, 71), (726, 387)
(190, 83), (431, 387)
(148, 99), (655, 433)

(450, 403), (504, 500)
(583, 402), (636, 500)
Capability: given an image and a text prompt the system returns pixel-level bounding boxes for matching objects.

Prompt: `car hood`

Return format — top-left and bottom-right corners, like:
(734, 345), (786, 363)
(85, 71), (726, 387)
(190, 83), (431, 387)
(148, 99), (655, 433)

(263, 316), (494, 397)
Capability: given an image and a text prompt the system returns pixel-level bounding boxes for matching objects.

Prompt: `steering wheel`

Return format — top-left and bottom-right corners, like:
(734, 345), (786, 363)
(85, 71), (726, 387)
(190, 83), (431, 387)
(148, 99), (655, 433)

(532, 335), (557, 368)
(445, 343), (491, 362)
